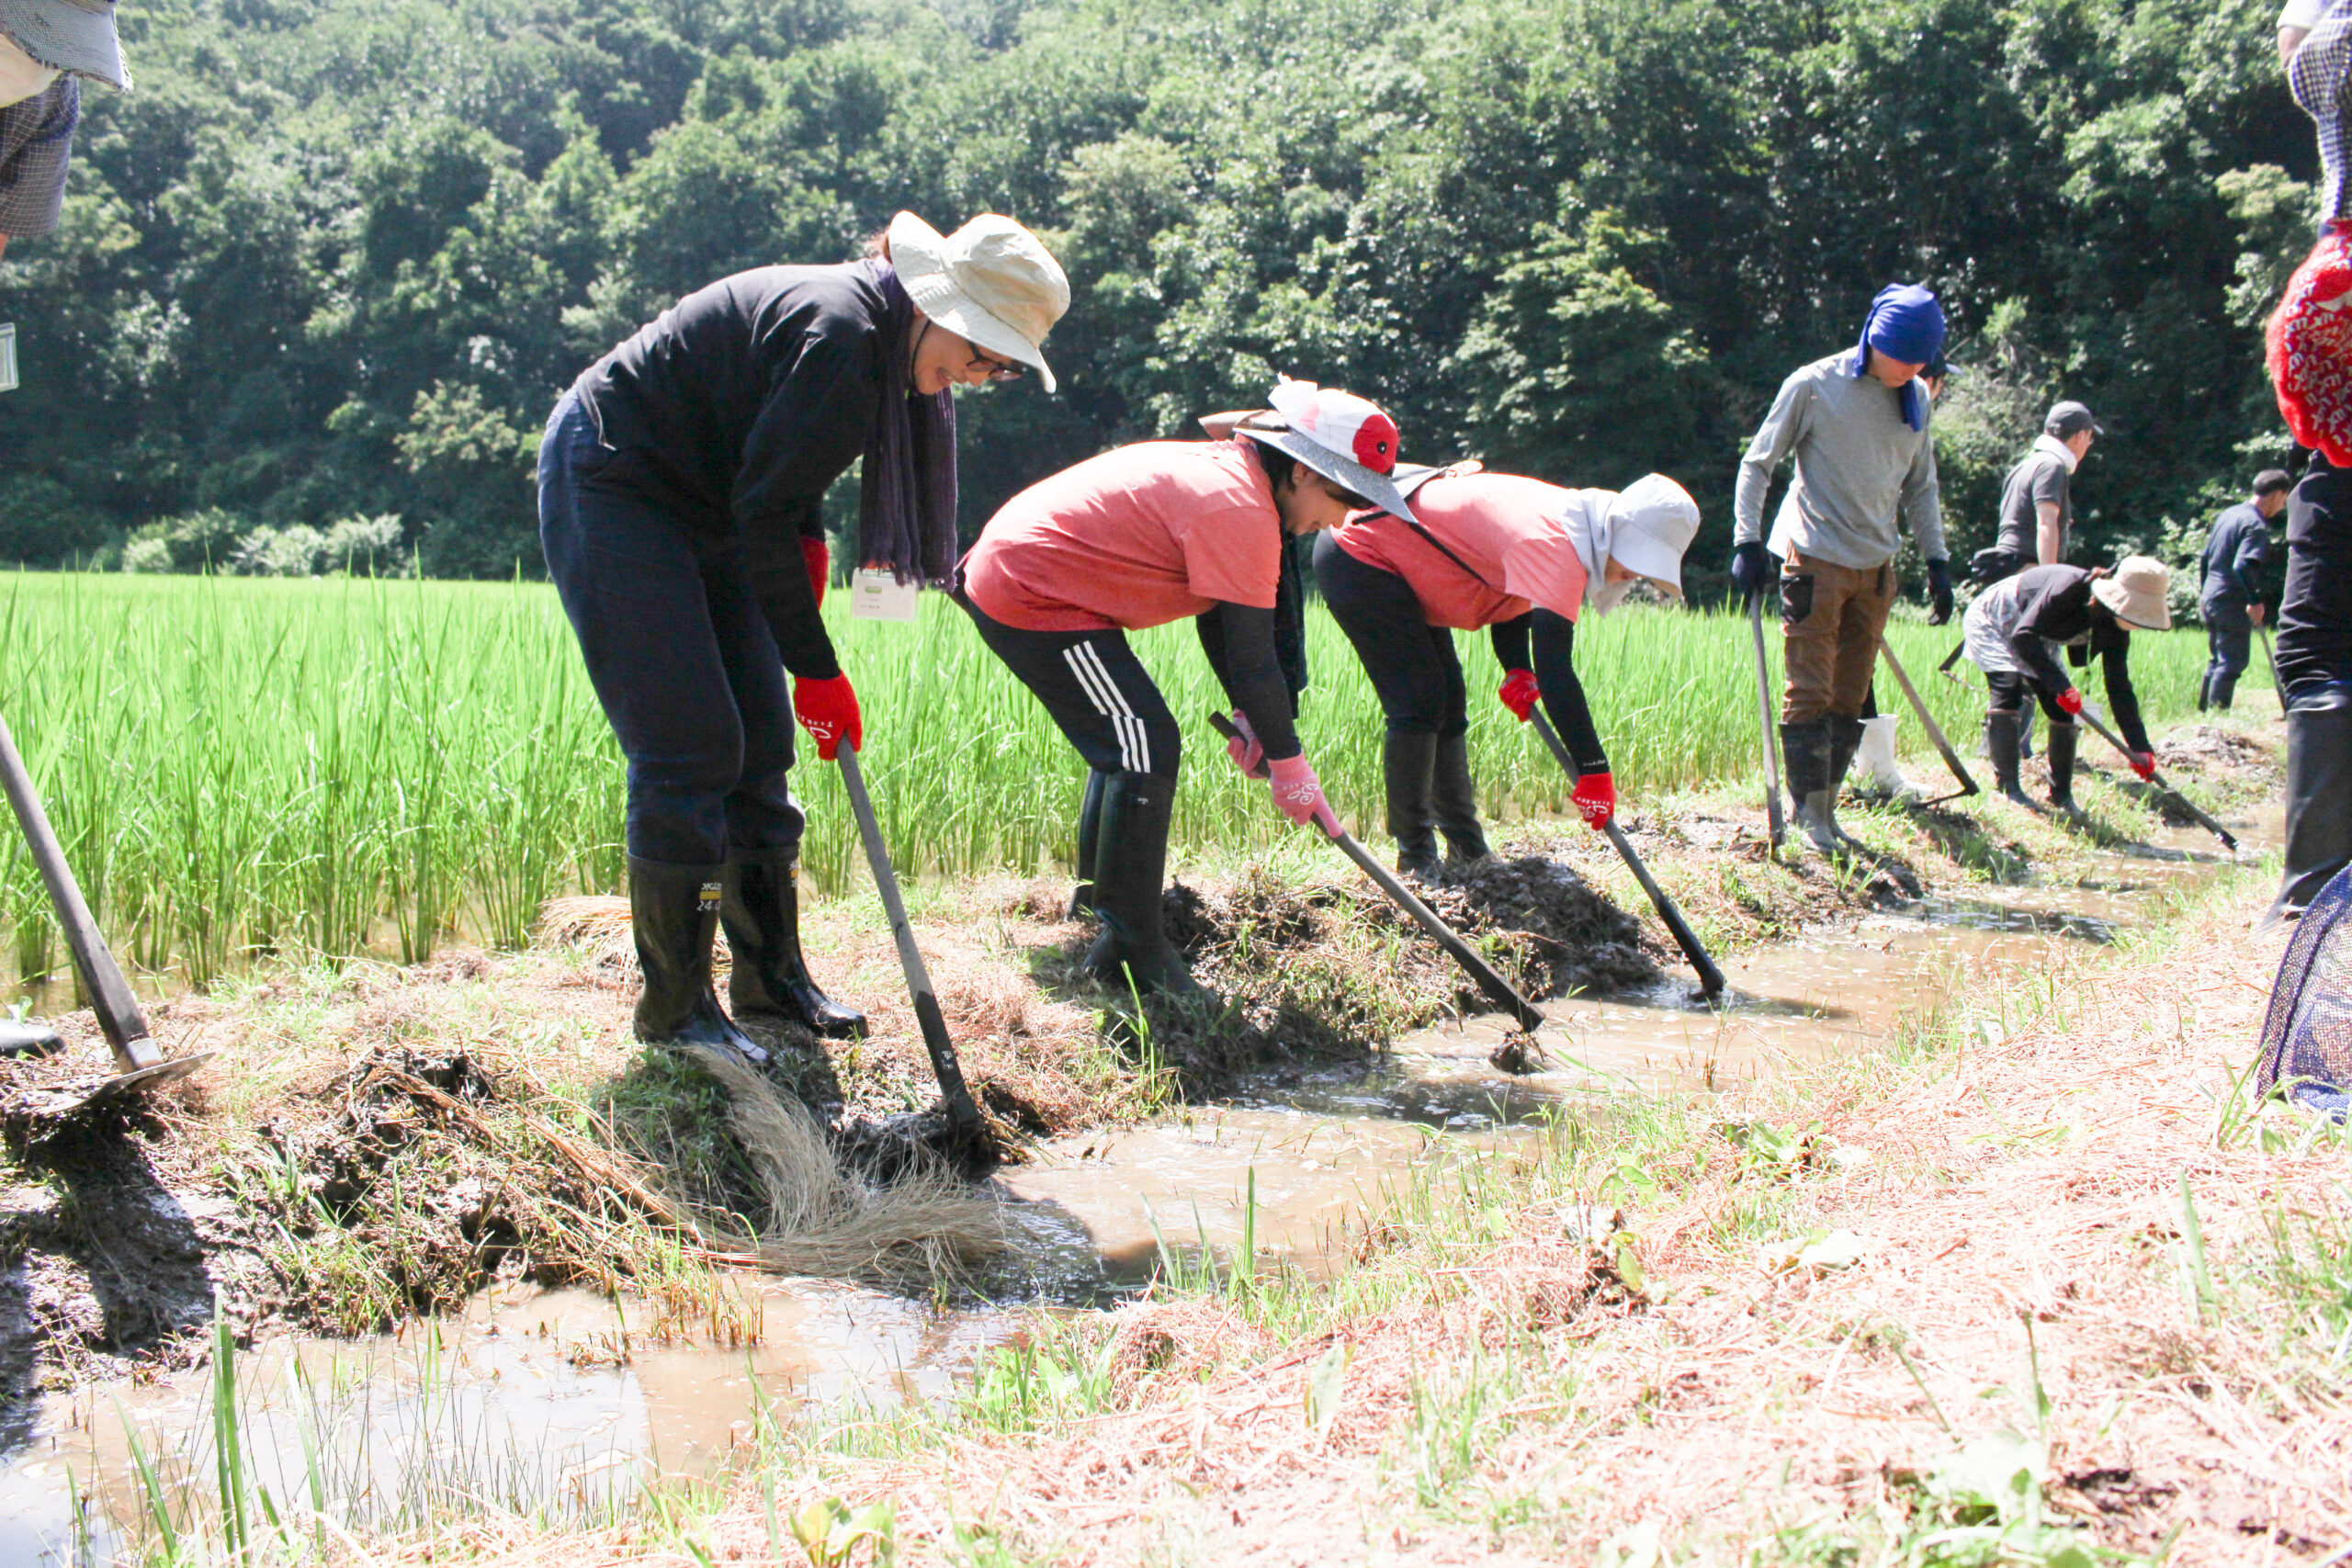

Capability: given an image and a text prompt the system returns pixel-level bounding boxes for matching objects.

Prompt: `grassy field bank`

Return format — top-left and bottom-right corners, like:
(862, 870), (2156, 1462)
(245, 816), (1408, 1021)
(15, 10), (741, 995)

(0, 571), (2226, 995)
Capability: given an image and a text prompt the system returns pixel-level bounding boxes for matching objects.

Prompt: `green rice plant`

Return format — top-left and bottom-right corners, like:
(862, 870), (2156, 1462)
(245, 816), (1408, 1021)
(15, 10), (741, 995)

(0, 570), (2223, 995)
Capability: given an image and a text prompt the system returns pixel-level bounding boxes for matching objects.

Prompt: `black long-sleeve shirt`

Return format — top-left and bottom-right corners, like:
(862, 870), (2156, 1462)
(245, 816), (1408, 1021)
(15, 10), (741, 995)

(2005, 566), (2151, 752)
(571, 263), (902, 681)
(1491, 612), (1608, 773)
(1197, 603), (1304, 761)
(2198, 502), (2272, 615)
(2278, 456), (2352, 693)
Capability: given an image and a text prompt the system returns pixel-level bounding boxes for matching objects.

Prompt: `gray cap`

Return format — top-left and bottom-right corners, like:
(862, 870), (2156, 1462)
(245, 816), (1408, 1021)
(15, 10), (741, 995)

(0, 0), (128, 90)
(2045, 400), (2102, 439)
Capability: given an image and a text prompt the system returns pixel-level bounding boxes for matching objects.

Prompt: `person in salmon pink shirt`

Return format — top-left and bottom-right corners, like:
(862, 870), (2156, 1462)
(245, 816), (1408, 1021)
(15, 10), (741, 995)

(956, 379), (1420, 1003)
(1315, 468), (1702, 875)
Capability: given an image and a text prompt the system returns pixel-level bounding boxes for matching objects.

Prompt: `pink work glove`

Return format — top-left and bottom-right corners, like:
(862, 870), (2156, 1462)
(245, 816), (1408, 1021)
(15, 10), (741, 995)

(1498, 669), (1540, 722)
(1224, 710), (1266, 776)
(793, 673), (863, 761)
(1573, 771), (1615, 830)
(801, 536), (831, 606)
(1266, 755), (1339, 833)
(2129, 750), (2156, 781)
(2055, 687), (2085, 716)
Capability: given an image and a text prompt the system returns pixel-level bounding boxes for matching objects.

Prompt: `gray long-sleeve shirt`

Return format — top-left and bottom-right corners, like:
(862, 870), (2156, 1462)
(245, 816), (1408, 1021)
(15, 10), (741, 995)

(1733, 351), (1947, 570)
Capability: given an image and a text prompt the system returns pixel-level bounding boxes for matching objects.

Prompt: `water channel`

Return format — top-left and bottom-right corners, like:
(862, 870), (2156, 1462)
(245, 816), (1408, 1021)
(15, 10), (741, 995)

(0, 809), (2274, 1564)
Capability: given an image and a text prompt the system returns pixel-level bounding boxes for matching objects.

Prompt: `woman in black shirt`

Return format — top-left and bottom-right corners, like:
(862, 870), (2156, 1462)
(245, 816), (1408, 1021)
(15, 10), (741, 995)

(539, 212), (1067, 1066)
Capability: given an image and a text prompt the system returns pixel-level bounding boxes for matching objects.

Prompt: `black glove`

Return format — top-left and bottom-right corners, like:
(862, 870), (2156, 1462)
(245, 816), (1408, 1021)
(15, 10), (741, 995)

(1926, 558), (1953, 626)
(1730, 541), (1774, 602)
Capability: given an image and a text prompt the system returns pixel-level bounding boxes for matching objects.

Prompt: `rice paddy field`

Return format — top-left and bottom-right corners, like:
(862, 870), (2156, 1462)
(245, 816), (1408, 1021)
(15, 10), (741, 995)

(0, 570), (2222, 996)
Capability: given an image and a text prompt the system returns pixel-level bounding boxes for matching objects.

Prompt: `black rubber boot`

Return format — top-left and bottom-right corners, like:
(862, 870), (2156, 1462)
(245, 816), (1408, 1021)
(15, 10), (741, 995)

(2044, 720), (2085, 817)
(1066, 768), (1109, 919)
(2018, 705), (2036, 760)
(1084, 771), (1214, 1002)
(2209, 672), (2238, 712)
(1383, 730), (1442, 878)
(628, 856), (771, 1068)
(1430, 729), (1491, 866)
(1985, 710), (2034, 808)
(1822, 716), (1872, 845)
(2197, 669), (2212, 713)
(1781, 720), (1839, 854)
(0, 1020), (61, 1058)
(722, 847), (867, 1039)
(2270, 693), (2352, 924)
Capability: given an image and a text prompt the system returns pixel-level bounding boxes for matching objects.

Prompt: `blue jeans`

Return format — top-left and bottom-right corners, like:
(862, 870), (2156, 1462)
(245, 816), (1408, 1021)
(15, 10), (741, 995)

(538, 392), (803, 866)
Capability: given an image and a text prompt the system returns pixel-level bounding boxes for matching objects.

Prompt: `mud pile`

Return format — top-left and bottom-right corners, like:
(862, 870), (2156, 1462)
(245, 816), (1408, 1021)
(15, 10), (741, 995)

(1418, 854), (1663, 999)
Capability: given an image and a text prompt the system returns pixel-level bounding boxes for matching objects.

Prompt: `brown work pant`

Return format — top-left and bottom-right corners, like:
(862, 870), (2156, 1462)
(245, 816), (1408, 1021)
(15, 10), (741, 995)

(1779, 549), (1894, 724)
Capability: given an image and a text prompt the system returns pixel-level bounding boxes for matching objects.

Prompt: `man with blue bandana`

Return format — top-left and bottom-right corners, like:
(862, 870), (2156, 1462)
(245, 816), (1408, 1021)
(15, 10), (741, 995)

(1730, 284), (1953, 854)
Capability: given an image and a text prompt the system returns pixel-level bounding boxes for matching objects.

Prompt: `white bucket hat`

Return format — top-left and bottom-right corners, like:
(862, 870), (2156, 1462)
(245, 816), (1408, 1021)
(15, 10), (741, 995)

(1602, 474), (1702, 596)
(2091, 555), (2172, 631)
(888, 211), (1069, 392)
(0, 0), (127, 89)
(1233, 378), (1419, 524)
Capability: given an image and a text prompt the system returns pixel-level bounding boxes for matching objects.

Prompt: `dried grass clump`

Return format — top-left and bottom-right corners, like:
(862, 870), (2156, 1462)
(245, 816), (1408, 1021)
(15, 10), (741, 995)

(679, 1043), (1011, 1283)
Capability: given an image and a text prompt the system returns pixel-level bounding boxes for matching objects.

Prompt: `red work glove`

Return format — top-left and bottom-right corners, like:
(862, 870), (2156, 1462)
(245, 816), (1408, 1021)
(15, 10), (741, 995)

(1224, 710), (1266, 777)
(801, 536), (831, 606)
(1573, 771), (1615, 830)
(793, 673), (862, 761)
(1498, 669), (1540, 722)
(1266, 754), (1340, 833)
(2055, 687), (2085, 716)
(2130, 750), (2156, 782)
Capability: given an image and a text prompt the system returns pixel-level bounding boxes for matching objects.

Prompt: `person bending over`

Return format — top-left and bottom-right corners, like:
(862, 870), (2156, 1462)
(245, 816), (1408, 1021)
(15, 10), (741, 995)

(956, 380), (1416, 1003)
(540, 212), (1067, 1067)
(1961, 559), (2170, 814)
(1313, 465), (1699, 875)
(2197, 469), (2290, 711)
(1729, 284), (1955, 853)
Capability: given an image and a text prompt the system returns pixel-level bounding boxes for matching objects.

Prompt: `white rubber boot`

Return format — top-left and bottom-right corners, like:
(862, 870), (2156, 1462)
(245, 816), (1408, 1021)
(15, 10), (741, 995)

(1850, 715), (1917, 803)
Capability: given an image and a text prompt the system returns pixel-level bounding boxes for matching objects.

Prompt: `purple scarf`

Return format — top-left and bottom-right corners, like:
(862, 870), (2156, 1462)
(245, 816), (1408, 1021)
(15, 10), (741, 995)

(859, 260), (960, 587)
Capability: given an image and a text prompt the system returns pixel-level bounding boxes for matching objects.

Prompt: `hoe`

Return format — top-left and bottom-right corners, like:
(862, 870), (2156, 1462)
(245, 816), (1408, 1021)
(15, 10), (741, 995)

(0, 710), (212, 1111)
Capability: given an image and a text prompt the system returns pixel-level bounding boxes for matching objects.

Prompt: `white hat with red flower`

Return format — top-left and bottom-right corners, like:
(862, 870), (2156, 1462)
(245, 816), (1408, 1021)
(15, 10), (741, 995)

(1232, 378), (1419, 524)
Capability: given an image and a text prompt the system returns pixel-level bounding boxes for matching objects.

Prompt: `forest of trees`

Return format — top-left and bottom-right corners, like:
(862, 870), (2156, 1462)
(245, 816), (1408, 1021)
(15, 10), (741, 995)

(0, 0), (2323, 597)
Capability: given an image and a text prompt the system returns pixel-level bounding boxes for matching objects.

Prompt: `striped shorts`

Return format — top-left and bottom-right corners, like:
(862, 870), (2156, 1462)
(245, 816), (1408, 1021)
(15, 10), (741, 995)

(955, 591), (1182, 781)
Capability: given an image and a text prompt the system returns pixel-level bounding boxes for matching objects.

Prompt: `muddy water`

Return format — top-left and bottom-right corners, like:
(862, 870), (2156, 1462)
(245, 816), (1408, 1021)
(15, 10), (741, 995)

(3, 810), (2274, 1564)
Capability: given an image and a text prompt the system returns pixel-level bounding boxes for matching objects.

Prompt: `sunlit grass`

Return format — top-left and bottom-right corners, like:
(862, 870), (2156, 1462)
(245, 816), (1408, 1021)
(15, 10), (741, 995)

(0, 571), (2223, 992)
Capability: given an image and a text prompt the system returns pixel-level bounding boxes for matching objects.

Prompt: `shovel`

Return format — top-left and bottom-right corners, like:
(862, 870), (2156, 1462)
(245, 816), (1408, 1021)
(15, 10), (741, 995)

(834, 739), (995, 1171)
(1746, 593), (1787, 849)
(2073, 705), (2240, 852)
(2261, 622), (2288, 716)
(1522, 711), (1724, 1000)
(0, 710), (212, 1111)
(1208, 715), (1544, 1032)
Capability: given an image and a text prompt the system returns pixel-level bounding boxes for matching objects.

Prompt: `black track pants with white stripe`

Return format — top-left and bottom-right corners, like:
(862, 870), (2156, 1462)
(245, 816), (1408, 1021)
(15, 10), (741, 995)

(957, 592), (1182, 781)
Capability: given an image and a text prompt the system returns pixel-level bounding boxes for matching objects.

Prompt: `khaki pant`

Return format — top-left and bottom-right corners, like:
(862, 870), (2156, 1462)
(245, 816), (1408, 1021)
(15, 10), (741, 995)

(1780, 549), (1894, 724)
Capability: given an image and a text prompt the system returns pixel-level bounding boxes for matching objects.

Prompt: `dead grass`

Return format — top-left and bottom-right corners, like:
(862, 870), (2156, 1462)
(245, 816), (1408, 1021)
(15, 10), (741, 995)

(435, 876), (2349, 1566)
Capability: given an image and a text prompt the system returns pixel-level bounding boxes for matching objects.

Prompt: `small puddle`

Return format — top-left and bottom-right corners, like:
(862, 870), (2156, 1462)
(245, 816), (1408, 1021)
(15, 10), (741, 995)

(2, 805), (2277, 1563)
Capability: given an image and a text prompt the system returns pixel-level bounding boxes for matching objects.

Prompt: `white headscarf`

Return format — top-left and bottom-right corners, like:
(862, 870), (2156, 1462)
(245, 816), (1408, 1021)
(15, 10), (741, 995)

(1557, 474), (1702, 616)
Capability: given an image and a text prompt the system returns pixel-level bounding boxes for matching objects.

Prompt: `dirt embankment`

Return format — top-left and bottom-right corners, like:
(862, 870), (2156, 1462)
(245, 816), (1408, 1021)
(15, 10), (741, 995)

(636, 881), (2330, 1567)
(0, 720), (2280, 1419)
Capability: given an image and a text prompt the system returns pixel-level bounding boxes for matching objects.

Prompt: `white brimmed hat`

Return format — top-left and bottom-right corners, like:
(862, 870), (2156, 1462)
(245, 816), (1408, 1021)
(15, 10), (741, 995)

(1602, 474), (1702, 597)
(888, 211), (1069, 392)
(1234, 378), (1419, 524)
(0, 0), (127, 89)
(2091, 555), (2171, 630)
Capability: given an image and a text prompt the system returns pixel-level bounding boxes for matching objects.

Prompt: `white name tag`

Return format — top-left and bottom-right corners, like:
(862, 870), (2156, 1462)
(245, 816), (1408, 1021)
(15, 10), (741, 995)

(849, 567), (919, 622)
(0, 324), (17, 393)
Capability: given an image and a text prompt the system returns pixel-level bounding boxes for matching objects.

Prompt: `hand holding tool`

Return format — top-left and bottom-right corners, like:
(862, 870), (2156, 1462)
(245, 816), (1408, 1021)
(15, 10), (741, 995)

(0, 710), (211, 1105)
(1208, 714), (1544, 1032)
(835, 739), (994, 1169)
(793, 673), (862, 761)
(1527, 711), (1725, 999)
(1497, 669), (1540, 721)
(2073, 705), (2239, 852)
(1877, 637), (1979, 804)
(1222, 709), (1264, 775)
(1926, 558), (1954, 626)
(1265, 754), (1339, 832)
(1746, 592), (1787, 848)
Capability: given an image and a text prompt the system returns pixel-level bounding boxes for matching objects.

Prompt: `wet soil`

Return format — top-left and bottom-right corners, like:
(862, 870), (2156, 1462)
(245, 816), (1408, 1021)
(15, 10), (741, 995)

(0, 717), (2285, 1546)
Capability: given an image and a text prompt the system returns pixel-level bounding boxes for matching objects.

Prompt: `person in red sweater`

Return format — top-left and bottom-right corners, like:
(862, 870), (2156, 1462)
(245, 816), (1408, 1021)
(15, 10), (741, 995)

(956, 380), (1419, 1002)
(1315, 467), (1701, 874)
